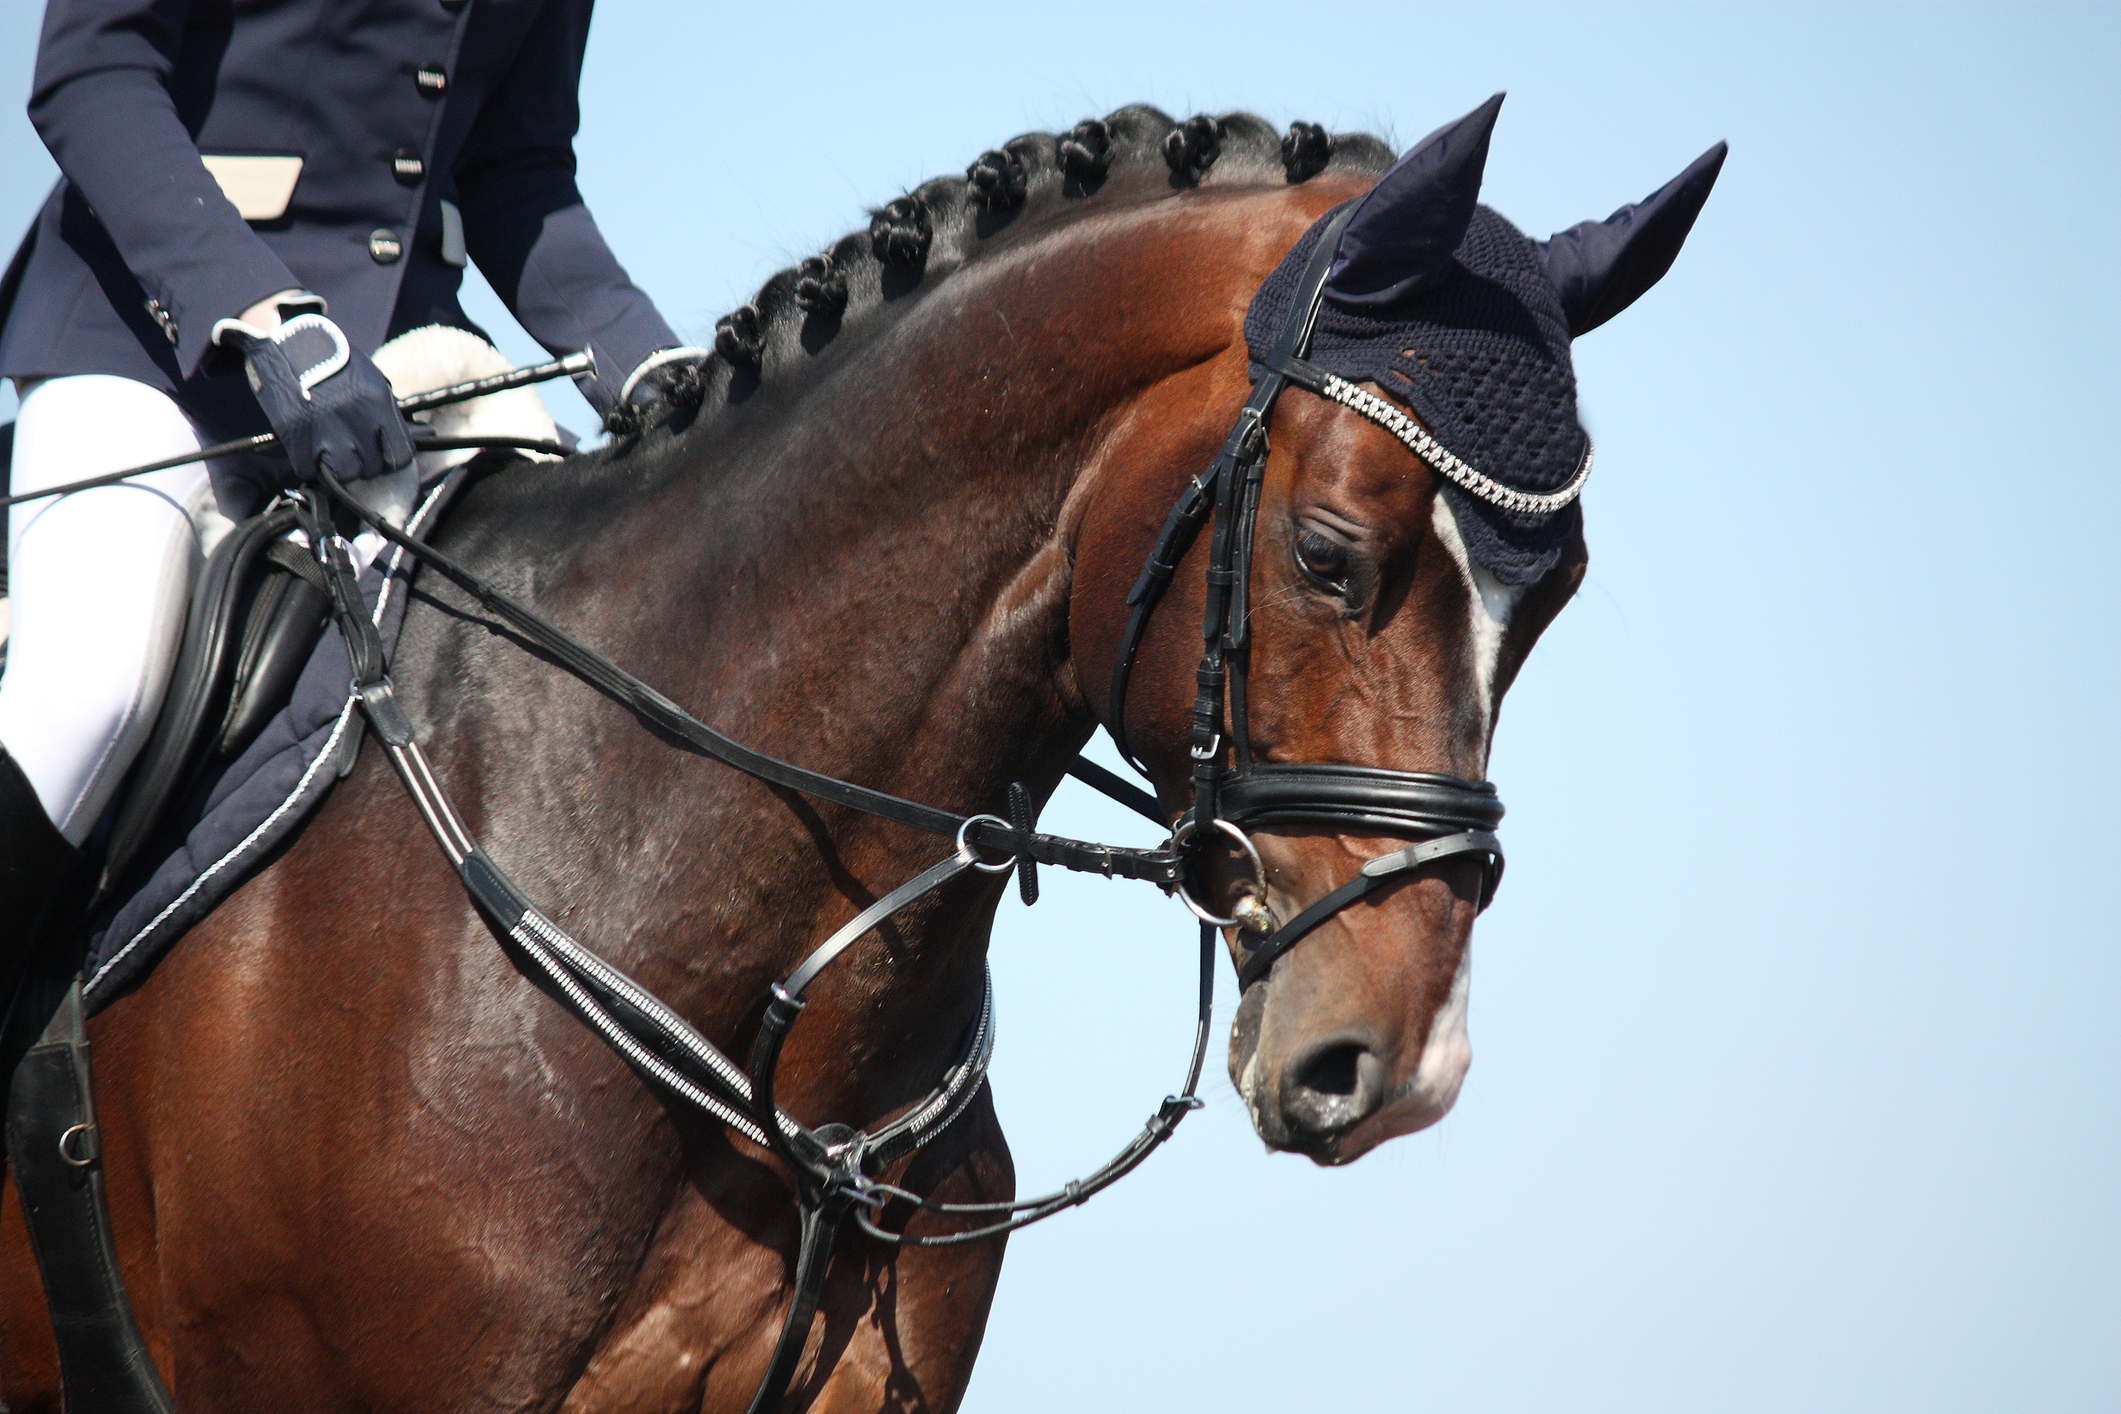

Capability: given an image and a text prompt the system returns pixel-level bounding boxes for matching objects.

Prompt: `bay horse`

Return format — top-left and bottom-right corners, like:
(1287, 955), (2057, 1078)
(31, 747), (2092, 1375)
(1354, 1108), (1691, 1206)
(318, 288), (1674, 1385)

(1, 102), (1716, 1410)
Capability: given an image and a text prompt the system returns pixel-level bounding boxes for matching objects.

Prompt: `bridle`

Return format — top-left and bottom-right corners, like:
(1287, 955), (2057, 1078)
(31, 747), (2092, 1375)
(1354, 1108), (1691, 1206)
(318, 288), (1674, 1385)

(1108, 202), (1588, 989)
(258, 200), (1586, 1411)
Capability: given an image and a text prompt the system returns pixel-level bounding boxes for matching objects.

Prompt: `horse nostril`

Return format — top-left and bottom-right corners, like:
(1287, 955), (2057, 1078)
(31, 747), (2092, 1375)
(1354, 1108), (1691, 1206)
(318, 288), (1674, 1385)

(1297, 1042), (1363, 1097)
(1279, 1034), (1387, 1141)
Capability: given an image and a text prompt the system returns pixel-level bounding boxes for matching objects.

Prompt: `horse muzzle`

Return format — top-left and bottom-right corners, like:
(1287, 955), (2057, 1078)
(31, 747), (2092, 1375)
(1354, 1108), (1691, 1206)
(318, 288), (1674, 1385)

(1213, 765), (1496, 1163)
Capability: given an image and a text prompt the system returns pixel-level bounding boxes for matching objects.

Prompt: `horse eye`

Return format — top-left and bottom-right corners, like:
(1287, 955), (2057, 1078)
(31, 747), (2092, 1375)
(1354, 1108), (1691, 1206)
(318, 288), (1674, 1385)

(1294, 530), (1349, 589)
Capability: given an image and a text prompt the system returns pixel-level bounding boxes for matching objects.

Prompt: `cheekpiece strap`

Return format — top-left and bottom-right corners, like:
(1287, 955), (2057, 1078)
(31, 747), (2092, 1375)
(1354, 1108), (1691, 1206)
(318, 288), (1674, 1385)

(1105, 205), (1355, 775)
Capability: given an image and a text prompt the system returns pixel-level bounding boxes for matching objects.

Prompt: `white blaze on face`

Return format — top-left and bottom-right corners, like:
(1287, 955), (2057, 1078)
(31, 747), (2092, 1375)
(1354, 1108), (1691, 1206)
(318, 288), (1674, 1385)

(1428, 495), (1524, 758)
(1404, 948), (1473, 1122)
(1351, 498), (1518, 1144)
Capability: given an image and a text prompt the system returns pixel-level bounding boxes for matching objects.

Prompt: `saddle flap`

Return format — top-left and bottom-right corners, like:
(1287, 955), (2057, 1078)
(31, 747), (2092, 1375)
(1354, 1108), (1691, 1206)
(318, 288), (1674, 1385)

(97, 506), (330, 896)
(217, 538), (331, 758)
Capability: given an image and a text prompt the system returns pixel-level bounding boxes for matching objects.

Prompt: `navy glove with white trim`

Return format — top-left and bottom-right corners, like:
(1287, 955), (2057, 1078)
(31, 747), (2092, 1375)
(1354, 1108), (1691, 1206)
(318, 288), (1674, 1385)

(221, 311), (413, 485)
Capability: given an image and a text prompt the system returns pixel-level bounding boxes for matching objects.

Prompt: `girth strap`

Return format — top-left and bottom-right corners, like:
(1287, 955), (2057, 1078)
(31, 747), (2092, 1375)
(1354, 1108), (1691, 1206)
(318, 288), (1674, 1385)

(3, 980), (176, 1414)
(1234, 830), (1501, 991)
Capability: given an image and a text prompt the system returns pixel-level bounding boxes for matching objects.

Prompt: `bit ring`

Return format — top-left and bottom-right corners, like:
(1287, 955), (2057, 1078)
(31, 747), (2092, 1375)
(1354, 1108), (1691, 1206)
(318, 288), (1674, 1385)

(1171, 818), (1269, 927)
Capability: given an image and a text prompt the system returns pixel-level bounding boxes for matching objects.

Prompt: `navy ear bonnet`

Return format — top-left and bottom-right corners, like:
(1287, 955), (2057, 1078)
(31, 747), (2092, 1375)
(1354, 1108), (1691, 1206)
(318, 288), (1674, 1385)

(1245, 202), (1583, 586)
(1243, 95), (1726, 587)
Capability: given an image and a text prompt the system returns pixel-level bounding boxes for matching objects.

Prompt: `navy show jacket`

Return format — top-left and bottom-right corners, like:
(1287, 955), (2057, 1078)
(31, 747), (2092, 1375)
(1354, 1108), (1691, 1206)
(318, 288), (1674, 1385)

(0, 0), (678, 434)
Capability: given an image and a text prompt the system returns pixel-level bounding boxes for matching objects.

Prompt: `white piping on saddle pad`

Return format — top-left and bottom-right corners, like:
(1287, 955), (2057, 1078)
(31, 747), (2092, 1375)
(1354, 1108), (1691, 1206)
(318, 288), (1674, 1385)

(91, 333), (566, 996)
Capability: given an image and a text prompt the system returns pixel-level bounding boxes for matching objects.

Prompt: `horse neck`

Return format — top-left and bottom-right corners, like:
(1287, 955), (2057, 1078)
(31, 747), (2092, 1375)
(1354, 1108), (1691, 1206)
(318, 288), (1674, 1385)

(458, 186), (1322, 1058)
(605, 196), (1280, 817)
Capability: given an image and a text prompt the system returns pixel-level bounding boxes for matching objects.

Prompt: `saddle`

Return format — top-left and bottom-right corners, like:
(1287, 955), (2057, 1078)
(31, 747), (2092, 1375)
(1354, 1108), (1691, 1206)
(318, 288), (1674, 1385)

(95, 501), (333, 904)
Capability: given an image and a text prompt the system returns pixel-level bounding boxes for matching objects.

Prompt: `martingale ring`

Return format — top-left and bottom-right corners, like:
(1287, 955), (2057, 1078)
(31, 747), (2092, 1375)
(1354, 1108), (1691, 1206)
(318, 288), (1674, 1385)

(1172, 817), (1270, 927)
(955, 814), (1020, 874)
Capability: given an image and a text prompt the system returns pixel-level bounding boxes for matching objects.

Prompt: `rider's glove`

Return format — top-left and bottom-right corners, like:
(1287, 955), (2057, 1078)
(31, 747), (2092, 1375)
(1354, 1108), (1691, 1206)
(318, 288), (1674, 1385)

(219, 309), (414, 485)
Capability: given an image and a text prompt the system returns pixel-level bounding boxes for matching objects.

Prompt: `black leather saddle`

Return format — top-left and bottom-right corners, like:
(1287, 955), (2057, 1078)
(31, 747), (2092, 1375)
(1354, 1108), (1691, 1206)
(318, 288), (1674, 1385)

(94, 503), (332, 898)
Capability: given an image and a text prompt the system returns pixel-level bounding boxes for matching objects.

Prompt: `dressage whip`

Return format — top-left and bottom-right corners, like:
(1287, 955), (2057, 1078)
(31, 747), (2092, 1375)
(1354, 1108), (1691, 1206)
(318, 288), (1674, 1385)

(0, 348), (594, 508)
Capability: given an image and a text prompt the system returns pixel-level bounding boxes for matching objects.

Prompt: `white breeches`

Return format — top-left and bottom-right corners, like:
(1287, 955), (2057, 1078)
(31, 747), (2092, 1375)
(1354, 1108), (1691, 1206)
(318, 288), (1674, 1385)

(0, 335), (546, 845)
(0, 376), (271, 843)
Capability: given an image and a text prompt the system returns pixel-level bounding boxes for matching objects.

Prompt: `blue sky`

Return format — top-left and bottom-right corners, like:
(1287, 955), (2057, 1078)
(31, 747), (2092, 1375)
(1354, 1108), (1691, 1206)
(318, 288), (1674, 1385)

(2, 4), (2115, 1410)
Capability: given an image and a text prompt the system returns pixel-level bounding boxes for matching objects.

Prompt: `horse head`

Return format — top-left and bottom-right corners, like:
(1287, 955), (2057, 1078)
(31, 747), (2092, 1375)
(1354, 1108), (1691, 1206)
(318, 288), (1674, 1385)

(1076, 98), (1723, 1164)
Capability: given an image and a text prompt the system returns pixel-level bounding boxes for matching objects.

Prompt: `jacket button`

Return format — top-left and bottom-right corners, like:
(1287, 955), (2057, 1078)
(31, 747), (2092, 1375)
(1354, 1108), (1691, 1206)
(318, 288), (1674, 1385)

(368, 229), (403, 264)
(392, 149), (425, 185)
(143, 298), (178, 345)
(415, 66), (447, 97)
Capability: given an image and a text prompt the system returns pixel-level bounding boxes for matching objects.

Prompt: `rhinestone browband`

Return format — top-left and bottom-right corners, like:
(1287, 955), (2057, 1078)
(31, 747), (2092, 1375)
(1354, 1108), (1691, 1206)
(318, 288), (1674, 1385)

(1317, 371), (1593, 517)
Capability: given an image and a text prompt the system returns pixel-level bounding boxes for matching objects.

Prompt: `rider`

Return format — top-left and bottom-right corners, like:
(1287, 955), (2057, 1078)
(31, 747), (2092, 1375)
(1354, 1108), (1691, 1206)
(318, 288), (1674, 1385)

(0, 1), (701, 999)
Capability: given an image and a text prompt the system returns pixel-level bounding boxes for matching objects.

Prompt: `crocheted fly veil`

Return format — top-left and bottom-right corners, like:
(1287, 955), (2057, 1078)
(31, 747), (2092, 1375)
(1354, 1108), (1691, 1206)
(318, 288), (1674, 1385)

(1246, 204), (1581, 584)
(1246, 95), (1728, 586)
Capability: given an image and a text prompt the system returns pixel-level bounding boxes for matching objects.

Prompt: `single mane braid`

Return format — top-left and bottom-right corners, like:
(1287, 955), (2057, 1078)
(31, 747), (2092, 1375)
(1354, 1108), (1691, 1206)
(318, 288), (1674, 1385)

(714, 304), (764, 367)
(793, 253), (848, 317)
(621, 105), (1396, 434)
(869, 195), (933, 270)
(1058, 119), (1113, 180)
(966, 147), (1029, 209)
(1163, 115), (1222, 179)
(1281, 121), (1334, 183)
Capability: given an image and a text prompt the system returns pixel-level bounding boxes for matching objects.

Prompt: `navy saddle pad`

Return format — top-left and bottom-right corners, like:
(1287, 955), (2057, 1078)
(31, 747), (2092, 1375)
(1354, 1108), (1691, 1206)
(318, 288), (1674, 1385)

(79, 472), (462, 1011)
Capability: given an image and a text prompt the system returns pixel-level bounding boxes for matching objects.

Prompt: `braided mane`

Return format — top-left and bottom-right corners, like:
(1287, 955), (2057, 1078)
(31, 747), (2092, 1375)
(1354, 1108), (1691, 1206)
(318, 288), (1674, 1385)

(611, 106), (1394, 436)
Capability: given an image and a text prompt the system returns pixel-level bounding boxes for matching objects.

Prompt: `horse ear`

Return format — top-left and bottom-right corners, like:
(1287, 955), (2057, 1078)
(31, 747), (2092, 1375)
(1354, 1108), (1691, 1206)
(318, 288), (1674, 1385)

(1538, 141), (1727, 337)
(1322, 93), (1505, 309)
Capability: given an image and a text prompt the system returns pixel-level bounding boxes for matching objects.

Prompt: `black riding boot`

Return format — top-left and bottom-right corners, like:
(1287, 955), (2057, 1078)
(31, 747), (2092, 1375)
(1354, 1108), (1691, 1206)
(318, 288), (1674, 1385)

(0, 747), (81, 1016)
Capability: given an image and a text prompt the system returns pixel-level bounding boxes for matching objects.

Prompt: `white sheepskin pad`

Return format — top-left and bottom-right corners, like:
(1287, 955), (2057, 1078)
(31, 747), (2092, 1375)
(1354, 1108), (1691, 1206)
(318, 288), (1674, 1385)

(371, 324), (565, 482)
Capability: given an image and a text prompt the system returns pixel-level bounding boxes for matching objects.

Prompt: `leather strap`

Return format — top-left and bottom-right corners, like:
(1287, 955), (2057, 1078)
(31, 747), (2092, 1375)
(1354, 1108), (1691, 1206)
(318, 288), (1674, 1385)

(1218, 763), (1504, 837)
(3, 980), (175, 1414)
(742, 1182), (857, 1414)
(1234, 830), (1502, 990)
(784, 852), (979, 1000)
